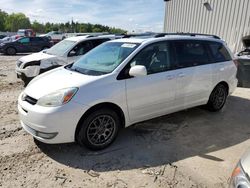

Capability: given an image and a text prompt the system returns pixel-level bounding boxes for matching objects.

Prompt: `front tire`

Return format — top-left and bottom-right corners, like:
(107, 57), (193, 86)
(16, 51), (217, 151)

(206, 84), (228, 111)
(76, 108), (120, 150)
(6, 47), (16, 55)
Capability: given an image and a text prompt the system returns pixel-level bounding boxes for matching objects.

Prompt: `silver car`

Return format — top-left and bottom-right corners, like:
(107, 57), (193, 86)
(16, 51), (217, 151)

(230, 150), (250, 187)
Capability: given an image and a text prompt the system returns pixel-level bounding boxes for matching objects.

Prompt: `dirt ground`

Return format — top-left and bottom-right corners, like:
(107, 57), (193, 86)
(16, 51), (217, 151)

(0, 54), (250, 188)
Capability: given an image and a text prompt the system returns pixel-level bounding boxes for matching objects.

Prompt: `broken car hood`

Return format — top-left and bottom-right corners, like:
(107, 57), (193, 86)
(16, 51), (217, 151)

(19, 51), (56, 64)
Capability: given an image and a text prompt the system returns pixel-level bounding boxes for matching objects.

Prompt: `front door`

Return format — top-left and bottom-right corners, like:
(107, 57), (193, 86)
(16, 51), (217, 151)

(125, 41), (177, 123)
(17, 37), (32, 52)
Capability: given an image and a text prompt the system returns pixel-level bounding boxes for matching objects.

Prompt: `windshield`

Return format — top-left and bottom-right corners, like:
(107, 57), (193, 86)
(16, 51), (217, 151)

(70, 42), (140, 75)
(46, 40), (76, 56)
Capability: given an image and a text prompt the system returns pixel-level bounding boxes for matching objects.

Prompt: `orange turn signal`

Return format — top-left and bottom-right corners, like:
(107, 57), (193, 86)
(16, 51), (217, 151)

(63, 91), (75, 104)
(231, 166), (241, 177)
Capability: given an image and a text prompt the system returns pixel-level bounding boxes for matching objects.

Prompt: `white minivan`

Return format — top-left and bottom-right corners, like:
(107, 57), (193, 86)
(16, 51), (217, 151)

(18, 33), (238, 150)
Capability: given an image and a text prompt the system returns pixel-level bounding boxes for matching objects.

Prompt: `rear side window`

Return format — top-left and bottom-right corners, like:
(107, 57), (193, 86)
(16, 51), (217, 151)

(173, 40), (210, 68)
(208, 42), (232, 62)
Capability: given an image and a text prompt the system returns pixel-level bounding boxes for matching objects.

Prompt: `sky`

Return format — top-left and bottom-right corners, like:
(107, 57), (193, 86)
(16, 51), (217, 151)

(0, 0), (166, 32)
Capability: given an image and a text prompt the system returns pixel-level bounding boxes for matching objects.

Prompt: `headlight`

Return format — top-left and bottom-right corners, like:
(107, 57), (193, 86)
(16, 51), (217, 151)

(37, 87), (78, 107)
(229, 162), (250, 188)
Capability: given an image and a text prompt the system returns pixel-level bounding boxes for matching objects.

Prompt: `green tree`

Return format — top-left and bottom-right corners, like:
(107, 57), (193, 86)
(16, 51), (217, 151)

(31, 20), (45, 33)
(5, 13), (31, 32)
(0, 9), (7, 31)
(0, 11), (126, 33)
(44, 22), (52, 33)
(109, 27), (126, 34)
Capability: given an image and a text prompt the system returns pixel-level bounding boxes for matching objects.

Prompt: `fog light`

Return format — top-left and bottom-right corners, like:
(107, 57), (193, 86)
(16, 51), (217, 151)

(35, 131), (58, 139)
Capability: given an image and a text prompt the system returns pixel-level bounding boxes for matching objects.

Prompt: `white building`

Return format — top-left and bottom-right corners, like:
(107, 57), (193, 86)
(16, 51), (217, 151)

(164, 0), (250, 52)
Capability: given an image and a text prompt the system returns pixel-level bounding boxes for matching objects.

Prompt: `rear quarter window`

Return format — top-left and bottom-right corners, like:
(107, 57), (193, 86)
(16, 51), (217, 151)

(208, 42), (232, 62)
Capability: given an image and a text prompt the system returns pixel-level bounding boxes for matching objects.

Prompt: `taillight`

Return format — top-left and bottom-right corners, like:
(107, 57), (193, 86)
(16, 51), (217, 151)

(233, 59), (239, 68)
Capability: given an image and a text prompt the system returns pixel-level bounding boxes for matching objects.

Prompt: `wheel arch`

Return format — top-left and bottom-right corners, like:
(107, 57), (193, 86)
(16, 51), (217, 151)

(74, 102), (126, 141)
(215, 81), (229, 95)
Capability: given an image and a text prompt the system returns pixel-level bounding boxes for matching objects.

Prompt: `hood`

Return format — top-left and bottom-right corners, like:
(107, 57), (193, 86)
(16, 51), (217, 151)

(19, 51), (56, 63)
(241, 149), (250, 177)
(24, 67), (102, 99)
(0, 40), (13, 45)
(242, 35), (250, 49)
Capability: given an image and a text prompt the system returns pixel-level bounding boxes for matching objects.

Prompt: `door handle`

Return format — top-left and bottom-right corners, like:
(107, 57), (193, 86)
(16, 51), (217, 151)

(166, 75), (174, 80)
(178, 73), (185, 77)
(219, 67), (225, 71)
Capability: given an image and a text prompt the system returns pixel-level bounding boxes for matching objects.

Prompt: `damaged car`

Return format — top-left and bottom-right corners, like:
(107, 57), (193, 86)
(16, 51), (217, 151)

(15, 35), (114, 85)
(236, 35), (250, 88)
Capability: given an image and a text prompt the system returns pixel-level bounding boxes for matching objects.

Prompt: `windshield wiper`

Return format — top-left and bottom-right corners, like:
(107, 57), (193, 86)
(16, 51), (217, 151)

(69, 66), (84, 74)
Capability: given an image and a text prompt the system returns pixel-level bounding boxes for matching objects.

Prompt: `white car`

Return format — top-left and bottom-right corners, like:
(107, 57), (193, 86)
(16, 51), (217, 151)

(18, 33), (238, 150)
(39, 31), (66, 42)
(15, 35), (113, 85)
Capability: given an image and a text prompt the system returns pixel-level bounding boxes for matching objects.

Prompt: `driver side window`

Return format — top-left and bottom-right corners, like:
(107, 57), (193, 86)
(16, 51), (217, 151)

(130, 42), (171, 74)
(19, 37), (30, 43)
(68, 41), (93, 57)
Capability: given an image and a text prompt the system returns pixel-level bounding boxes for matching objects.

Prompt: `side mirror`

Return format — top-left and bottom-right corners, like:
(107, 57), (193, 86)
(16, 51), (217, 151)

(68, 50), (77, 57)
(129, 65), (147, 77)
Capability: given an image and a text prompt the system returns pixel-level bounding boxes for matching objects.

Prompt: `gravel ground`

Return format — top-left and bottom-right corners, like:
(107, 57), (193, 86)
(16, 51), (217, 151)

(0, 54), (250, 188)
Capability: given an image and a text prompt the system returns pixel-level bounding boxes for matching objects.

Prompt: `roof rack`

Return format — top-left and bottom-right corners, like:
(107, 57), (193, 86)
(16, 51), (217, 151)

(154, 32), (221, 39)
(122, 32), (157, 38)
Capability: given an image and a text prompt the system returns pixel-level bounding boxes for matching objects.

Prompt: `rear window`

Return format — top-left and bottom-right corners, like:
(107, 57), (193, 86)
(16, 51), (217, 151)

(208, 42), (232, 62)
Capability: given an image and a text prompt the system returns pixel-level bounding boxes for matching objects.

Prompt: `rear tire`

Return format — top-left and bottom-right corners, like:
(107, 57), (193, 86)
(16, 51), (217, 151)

(206, 84), (228, 111)
(76, 108), (120, 150)
(6, 47), (16, 55)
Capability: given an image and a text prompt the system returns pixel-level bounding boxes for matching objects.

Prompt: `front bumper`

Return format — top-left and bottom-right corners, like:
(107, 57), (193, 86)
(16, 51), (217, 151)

(16, 72), (33, 84)
(229, 162), (250, 188)
(15, 65), (40, 78)
(18, 93), (89, 144)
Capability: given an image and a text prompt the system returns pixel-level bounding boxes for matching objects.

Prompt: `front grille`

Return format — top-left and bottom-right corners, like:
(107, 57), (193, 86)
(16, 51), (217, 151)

(24, 95), (37, 105)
